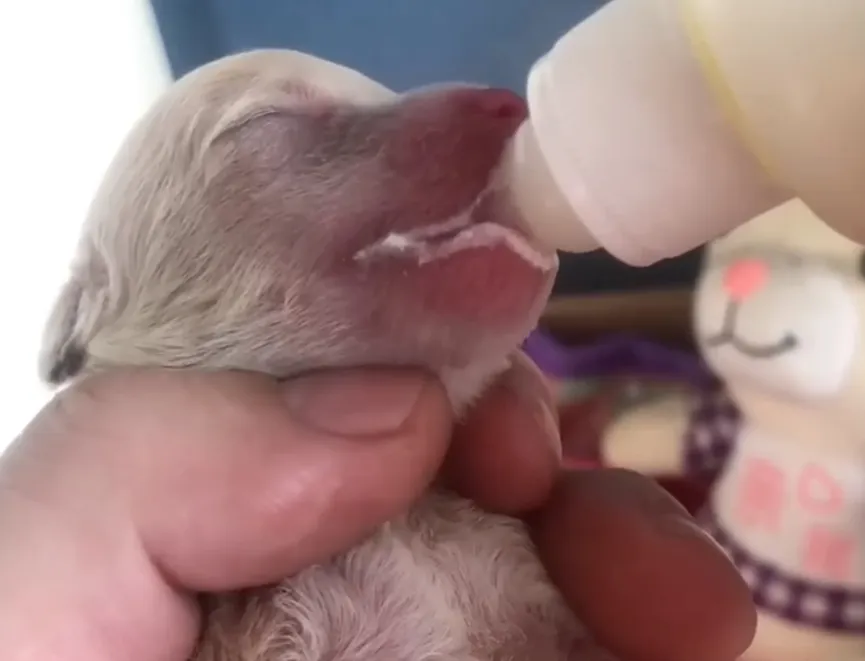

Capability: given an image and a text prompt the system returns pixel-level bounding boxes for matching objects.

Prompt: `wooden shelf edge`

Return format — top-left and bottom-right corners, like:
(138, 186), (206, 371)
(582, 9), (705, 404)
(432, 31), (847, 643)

(539, 288), (695, 348)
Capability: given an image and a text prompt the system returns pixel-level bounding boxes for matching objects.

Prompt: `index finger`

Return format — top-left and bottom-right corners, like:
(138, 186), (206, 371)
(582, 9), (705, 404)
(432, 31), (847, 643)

(443, 351), (562, 514)
(530, 469), (756, 661)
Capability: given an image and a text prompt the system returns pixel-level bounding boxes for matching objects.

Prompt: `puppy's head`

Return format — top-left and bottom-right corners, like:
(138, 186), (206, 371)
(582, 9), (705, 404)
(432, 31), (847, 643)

(40, 50), (557, 402)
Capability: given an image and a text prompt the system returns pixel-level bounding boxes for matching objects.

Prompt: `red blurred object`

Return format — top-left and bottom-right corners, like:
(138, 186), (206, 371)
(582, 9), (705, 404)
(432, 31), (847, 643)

(655, 476), (711, 516)
(557, 386), (711, 516)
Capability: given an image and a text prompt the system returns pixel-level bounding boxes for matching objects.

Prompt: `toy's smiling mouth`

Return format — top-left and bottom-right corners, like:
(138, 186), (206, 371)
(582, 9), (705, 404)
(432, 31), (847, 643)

(703, 303), (798, 359)
(704, 331), (798, 358)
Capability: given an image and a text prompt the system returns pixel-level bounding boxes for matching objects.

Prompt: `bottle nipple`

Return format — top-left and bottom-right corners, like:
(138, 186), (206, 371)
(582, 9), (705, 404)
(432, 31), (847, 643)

(501, 120), (599, 254)
(505, 0), (788, 266)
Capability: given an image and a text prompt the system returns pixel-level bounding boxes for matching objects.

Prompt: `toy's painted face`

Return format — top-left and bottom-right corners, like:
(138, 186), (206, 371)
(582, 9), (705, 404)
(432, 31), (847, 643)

(694, 203), (865, 402)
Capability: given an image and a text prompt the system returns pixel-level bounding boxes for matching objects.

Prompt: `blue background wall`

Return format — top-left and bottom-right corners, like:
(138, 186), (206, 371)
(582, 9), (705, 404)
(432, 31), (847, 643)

(149, 0), (702, 294)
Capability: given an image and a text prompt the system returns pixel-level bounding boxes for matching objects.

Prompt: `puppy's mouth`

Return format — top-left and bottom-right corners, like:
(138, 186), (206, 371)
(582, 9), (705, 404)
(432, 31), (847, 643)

(702, 303), (798, 359)
(354, 192), (558, 272)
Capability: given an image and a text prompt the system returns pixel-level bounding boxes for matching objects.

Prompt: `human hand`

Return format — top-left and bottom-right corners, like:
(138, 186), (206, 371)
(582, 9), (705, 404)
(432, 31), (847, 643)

(0, 356), (754, 661)
(450, 353), (756, 661)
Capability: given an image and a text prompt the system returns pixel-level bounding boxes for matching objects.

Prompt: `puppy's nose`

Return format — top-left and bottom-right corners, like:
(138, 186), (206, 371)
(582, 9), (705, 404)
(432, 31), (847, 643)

(723, 258), (769, 302)
(449, 86), (528, 124)
(387, 85), (529, 211)
(401, 84), (528, 138)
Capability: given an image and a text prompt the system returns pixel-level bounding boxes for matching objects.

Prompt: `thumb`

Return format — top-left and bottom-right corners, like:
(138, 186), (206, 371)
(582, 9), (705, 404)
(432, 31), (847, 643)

(11, 367), (453, 593)
(135, 368), (454, 591)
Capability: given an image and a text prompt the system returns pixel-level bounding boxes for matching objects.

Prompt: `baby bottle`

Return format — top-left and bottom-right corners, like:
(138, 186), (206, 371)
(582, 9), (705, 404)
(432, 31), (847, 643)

(504, 0), (865, 265)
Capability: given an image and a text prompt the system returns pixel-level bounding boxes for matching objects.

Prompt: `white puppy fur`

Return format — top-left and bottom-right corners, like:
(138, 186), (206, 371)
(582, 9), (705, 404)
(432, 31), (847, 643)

(39, 49), (610, 661)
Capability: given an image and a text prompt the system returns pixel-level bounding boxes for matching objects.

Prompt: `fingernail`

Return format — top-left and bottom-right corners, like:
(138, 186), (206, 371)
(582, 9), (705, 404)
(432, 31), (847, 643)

(563, 458), (602, 470)
(500, 357), (563, 460)
(656, 514), (731, 556)
(538, 402), (563, 460)
(282, 369), (429, 437)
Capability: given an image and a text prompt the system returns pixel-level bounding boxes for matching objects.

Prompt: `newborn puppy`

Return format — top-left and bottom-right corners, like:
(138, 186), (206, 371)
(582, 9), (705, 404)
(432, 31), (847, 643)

(40, 49), (603, 661)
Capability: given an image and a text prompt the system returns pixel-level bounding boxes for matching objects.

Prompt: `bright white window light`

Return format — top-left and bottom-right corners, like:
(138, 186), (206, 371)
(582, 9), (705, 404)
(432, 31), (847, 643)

(0, 0), (172, 450)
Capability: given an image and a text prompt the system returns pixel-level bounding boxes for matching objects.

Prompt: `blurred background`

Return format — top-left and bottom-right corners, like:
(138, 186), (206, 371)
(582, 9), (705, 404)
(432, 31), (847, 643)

(0, 0), (701, 449)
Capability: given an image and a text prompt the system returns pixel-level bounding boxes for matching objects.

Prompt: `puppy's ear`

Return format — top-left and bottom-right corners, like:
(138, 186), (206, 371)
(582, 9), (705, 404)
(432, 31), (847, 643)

(39, 276), (90, 386)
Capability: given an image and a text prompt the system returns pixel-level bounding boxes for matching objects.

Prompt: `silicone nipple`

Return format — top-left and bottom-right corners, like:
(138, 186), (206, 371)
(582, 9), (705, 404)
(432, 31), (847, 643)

(502, 121), (598, 254)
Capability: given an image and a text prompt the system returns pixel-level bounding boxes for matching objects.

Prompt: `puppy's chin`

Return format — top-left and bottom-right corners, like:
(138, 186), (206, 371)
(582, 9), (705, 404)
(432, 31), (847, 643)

(354, 193), (557, 328)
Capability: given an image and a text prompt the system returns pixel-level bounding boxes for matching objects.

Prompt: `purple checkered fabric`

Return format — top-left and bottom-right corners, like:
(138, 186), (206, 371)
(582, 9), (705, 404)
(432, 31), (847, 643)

(682, 387), (741, 483)
(700, 510), (865, 633)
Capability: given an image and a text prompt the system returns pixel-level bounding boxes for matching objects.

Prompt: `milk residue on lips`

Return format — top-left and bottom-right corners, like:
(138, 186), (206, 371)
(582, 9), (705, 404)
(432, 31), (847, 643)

(377, 233), (416, 252)
(353, 190), (557, 271)
(353, 216), (472, 264)
(352, 189), (482, 263)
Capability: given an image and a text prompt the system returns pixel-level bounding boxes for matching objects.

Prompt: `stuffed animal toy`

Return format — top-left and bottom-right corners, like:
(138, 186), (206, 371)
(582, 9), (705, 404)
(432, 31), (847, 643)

(601, 199), (865, 661)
